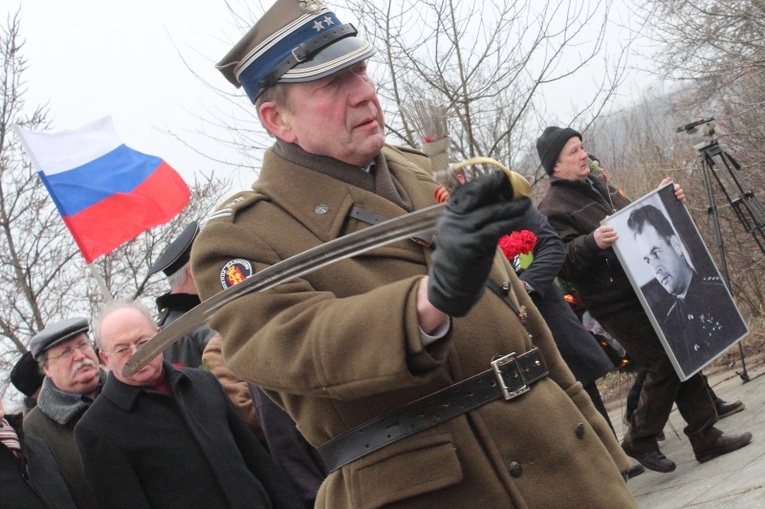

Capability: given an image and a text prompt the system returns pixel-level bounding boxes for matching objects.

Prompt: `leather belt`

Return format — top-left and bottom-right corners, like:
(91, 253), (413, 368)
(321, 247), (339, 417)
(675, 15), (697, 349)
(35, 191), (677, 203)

(349, 206), (433, 247)
(317, 348), (548, 472)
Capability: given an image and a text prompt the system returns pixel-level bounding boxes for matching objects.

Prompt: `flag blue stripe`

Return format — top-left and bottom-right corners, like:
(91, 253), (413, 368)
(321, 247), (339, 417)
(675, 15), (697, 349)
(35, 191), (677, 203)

(43, 144), (162, 216)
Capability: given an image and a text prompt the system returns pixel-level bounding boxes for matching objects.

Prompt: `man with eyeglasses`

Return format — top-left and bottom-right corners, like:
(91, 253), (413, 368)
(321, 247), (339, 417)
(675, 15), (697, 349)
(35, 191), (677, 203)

(23, 317), (104, 509)
(74, 299), (303, 509)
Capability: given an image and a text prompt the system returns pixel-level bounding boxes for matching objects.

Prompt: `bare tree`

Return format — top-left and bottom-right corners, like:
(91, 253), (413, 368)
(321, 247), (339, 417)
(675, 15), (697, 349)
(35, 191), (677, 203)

(0, 10), (230, 404)
(624, 0), (765, 313)
(0, 10), (76, 358)
(185, 0), (631, 188)
(347, 0), (630, 185)
(634, 0), (765, 85)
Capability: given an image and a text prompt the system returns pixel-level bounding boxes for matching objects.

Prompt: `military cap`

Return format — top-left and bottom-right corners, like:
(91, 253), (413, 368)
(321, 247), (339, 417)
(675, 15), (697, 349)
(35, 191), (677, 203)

(149, 221), (199, 277)
(10, 350), (45, 397)
(217, 0), (376, 102)
(29, 317), (90, 360)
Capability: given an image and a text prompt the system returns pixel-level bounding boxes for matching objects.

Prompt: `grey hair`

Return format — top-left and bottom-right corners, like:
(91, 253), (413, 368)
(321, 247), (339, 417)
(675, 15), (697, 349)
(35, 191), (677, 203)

(93, 299), (156, 350)
(166, 261), (189, 289)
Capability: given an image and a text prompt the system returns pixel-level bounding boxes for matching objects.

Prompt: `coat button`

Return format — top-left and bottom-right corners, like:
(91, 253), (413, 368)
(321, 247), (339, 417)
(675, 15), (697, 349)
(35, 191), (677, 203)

(314, 204), (329, 215)
(509, 461), (523, 478)
(576, 423), (586, 439)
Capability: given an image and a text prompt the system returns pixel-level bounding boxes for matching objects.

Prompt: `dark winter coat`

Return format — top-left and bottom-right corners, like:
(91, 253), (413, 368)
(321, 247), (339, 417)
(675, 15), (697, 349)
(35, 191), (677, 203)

(251, 385), (327, 508)
(537, 174), (635, 318)
(1, 413), (77, 509)
(23, 373), (104, 509)
(519, 206), (613, 385)
(74, 363), (303, 509)
(155, 292), (216, 368)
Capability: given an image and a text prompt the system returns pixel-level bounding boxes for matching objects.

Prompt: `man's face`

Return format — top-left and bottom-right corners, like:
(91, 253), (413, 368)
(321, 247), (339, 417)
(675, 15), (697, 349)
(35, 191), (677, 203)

(553, 137), (590, 181)
(261, 61), (385, 168)
(98, 307), (163, 387)
(41, 334), (100, 396)
(635, 224), (692, 296)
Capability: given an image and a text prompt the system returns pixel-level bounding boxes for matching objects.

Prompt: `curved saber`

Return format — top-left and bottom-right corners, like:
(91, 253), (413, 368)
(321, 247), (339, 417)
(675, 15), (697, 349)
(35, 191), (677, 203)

(123, 203), (445, 377)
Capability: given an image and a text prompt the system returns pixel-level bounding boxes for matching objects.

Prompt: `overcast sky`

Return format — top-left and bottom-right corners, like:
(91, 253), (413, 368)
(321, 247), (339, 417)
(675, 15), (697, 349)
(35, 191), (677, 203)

(7, 0), (251, 184)
(6, 0), (655, 186)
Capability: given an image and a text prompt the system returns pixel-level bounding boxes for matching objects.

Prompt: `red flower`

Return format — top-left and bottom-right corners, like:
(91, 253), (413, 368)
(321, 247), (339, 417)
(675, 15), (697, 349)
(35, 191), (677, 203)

(499, 230), (537, 260)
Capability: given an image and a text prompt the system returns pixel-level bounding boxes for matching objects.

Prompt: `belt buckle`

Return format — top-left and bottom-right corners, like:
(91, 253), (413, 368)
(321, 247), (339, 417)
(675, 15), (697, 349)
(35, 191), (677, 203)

(491, 353), (529, 401)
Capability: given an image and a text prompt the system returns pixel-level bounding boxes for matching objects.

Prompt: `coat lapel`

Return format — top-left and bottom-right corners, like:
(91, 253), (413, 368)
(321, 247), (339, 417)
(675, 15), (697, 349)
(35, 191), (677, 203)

(257, 147), (434, 262)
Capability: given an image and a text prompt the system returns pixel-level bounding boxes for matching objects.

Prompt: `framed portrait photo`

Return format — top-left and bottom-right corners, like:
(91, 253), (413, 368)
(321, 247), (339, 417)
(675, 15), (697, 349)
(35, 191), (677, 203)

(601, 182), (748, 381)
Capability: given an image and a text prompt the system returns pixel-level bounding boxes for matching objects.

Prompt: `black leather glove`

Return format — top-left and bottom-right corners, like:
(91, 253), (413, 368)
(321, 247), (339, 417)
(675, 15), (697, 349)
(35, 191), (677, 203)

(428, 171), (531, 317)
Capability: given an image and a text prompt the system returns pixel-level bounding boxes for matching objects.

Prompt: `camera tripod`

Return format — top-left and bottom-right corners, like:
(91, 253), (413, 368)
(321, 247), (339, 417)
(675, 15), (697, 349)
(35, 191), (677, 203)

(679, 118), (765, 383)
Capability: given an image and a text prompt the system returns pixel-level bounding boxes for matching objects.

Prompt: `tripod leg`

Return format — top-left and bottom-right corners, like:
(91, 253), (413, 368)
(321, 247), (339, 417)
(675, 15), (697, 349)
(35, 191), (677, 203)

(700, 152), (751, 384)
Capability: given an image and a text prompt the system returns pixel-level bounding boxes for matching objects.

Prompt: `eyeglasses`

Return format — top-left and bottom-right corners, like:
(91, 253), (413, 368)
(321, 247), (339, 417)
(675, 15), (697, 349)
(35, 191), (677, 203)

(46, 340), (93, 361)
(104, 339), (152, 359)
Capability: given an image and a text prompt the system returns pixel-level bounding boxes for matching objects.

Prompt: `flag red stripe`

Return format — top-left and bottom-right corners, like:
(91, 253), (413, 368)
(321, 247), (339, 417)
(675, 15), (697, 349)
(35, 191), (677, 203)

(64, 162), (190, 263)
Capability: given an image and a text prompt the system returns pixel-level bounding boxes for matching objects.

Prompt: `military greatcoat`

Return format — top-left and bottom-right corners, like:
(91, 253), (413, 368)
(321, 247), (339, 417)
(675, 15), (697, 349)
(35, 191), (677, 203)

(191, 142), (636, 509)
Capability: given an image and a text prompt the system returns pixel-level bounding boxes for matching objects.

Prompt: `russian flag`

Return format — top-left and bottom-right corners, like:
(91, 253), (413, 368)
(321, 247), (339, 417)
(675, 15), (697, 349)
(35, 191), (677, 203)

(15, 117), (190, 263)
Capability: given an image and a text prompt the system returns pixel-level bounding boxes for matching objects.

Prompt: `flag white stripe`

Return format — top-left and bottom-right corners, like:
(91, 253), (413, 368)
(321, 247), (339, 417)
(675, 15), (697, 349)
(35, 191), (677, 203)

(14, 116), (123, 176)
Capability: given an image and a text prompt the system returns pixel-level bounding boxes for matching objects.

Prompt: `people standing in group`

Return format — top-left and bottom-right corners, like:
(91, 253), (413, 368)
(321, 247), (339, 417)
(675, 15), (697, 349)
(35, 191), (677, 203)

(536, 125), (752, 473)
(75, 299), (304, 509)
(23, 317), (104, 509)
(190, 1), (639, 507)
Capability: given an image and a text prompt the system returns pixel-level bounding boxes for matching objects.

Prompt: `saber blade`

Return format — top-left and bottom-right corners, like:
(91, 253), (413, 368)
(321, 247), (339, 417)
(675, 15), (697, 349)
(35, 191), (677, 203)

(123, 203), (445, 377)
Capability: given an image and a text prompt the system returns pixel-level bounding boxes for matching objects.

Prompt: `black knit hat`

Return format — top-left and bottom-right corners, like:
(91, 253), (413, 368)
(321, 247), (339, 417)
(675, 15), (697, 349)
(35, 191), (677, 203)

(10, 350), (45, 397)
(536, 126), (582, 175)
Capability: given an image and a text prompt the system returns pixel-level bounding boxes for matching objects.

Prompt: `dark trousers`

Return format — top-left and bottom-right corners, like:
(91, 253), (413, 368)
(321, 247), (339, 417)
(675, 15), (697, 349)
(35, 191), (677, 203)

(626, 371), (720, 421)
(597, 303), (719, 454)
(625, 370), (647, 422)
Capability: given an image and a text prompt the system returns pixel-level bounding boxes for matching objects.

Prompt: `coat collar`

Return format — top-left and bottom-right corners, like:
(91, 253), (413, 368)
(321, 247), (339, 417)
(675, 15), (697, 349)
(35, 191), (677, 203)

(102, 362), (190, 411)
(256, 143), (439, 246)
(155, 293), (201, 314)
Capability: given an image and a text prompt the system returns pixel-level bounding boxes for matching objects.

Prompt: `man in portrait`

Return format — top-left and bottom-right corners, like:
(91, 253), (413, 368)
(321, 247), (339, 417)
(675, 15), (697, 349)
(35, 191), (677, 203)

(627, 203), (747, 374)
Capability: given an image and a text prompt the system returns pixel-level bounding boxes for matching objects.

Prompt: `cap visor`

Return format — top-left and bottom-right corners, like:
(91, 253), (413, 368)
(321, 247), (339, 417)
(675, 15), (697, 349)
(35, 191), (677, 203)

(279, 37), (376, 83)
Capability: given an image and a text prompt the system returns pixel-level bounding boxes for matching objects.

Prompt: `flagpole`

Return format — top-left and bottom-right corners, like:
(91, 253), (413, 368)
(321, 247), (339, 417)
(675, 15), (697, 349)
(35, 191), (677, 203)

(88, 264), (113, 301)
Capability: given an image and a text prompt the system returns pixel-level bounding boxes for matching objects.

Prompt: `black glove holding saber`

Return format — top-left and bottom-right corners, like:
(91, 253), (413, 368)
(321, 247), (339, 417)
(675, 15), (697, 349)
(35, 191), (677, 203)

(428, 171), (532, 317)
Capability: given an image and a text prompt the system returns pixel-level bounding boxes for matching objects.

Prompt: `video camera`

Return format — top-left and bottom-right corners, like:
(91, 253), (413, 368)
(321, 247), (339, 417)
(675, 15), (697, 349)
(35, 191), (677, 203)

(677, 117), (717, 152)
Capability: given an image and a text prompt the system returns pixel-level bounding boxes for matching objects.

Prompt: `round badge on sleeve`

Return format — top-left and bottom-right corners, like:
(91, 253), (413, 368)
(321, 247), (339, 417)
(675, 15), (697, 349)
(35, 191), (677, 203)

(220, 259), (254, 289)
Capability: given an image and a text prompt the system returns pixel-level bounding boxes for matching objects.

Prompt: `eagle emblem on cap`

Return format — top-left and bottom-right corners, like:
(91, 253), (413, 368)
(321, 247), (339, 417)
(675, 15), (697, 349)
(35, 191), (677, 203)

(299, 0), (325, 14)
